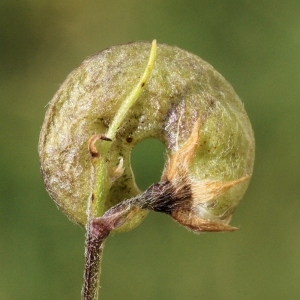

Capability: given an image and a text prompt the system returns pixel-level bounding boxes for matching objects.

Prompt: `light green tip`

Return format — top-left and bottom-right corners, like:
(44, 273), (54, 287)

(107, 40), (157, 140)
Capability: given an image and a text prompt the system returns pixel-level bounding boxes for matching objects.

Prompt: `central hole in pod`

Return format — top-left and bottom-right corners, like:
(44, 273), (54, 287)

(131, 139), (165, 190)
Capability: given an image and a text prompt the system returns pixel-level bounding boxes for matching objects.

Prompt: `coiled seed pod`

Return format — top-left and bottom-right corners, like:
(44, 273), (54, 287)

(39, 41), (254, 232)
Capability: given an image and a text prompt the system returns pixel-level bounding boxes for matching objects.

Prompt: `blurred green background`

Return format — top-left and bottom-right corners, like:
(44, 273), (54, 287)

(1, 1), (299, 299)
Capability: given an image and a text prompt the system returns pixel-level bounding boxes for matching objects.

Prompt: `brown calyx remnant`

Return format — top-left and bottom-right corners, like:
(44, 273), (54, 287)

(154, 119), (249, 232)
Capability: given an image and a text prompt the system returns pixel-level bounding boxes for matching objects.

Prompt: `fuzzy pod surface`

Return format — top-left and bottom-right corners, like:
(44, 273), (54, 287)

(39, 41), (254, 229)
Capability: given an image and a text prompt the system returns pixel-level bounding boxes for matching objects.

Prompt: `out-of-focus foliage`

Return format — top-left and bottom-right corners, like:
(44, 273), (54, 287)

(0, 1), (299, 299)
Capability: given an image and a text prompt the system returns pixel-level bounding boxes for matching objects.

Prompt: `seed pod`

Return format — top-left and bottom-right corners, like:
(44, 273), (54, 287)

(39, 41), (254, 231)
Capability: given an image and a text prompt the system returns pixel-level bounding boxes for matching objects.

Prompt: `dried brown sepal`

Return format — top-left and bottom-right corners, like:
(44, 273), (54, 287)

(162, 119), (201, 181)
(191, 175), (249, 205)
(171, 210), (237, 232)
(159, 120), (249, 232)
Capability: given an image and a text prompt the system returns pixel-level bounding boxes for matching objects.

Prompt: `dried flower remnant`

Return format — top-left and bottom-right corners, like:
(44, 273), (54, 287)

(101, 119), (250, 234)
(155, 119), (249, 232)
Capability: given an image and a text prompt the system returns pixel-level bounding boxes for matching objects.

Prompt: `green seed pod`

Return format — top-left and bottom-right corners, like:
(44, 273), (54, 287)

(39, 41), (254, 232)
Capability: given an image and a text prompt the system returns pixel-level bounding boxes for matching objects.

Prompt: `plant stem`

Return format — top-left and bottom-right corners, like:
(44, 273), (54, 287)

(92, 39), (157, 218)
(82, 40), (157, 300)
(82, 221), (108, 300)
(106, 39), (157, 141)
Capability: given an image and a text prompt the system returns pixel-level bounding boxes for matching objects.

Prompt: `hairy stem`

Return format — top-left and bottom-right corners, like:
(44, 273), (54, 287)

(82, 221), (109, 300)
(81, 182), (170, 299)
